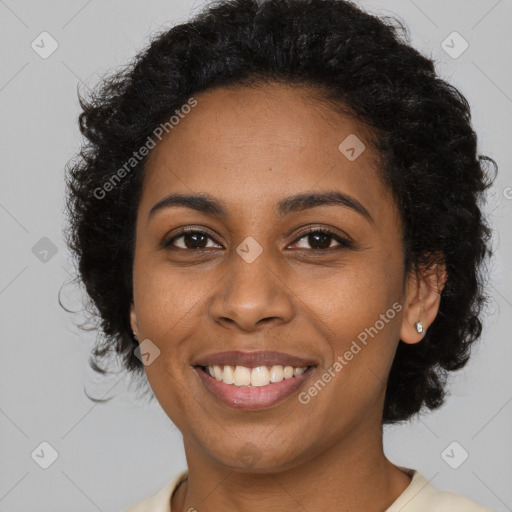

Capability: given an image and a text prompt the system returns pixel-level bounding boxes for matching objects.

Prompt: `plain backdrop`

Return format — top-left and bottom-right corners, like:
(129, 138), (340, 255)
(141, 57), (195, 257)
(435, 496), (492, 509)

(0, 0), (511, 511)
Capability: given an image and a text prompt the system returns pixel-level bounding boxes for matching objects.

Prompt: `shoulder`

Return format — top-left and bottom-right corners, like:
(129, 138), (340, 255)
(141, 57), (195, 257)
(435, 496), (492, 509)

(386, 468), (496, 512)
(120, 467), (496, 512)
(121, 469), (188, 512)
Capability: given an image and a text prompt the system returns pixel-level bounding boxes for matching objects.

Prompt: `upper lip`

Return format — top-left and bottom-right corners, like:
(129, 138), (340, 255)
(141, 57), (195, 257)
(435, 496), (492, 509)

(192, 350), (318, 368)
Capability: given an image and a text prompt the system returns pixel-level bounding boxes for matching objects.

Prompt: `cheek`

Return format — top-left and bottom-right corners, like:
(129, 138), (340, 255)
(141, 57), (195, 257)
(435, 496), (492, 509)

(132, 258), (204, 426)
(133, 255), (207, 335)
(308, 252), (403, 389)
(303, 300), (401, 434)
(315, 251), (402, 332)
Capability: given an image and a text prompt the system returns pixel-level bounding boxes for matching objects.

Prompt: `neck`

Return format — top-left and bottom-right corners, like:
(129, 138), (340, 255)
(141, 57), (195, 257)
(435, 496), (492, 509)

(172, 418), (411, 512)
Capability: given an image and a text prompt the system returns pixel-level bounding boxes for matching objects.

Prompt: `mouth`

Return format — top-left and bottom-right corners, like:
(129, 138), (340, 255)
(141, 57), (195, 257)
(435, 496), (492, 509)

(193, 363), (316, 410)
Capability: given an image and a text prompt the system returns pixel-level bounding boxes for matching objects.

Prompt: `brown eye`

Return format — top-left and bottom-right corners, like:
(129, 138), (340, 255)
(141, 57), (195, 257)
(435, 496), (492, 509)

(164, 229), (221, 250)
(290, 228), (353, 251)
(163, 227), (353, 252)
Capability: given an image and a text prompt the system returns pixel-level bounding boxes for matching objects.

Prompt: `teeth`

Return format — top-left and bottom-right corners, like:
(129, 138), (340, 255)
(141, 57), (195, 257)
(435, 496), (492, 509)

(222, 364), (234, 384)
(270, 365), (284, 382)
(234, 365), (251, 386)
(251, 366), (270, 386)
(213, 365), (223, 381)
(205, 364), (309, 387)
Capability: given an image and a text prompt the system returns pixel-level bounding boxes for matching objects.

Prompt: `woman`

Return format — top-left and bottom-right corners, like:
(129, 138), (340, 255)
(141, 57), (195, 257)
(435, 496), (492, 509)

(64, 0), (498, 510)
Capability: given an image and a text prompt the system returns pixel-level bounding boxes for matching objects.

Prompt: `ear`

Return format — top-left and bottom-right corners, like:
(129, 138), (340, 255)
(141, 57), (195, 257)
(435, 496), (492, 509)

(399, 259), (447, 344)
(130, 302), (140, 341)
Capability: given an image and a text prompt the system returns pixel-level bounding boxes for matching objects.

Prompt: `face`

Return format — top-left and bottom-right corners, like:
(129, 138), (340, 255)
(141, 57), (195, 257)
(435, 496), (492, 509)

(130, 82), (430, 472)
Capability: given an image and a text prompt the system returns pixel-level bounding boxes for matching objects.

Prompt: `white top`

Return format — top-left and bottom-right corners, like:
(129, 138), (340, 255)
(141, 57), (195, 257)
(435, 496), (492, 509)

(121, 467), (496, 512)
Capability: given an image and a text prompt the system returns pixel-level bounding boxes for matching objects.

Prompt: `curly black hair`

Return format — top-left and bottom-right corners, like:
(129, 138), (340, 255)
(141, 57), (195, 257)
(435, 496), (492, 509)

(63, 0), (497, 423)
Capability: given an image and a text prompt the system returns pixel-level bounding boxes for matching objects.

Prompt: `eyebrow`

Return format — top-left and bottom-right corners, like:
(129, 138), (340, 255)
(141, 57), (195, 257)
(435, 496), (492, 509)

(147, 191), (373, 224)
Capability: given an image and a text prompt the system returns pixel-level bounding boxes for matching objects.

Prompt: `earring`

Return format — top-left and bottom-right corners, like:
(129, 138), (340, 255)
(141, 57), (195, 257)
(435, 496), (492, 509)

(133, 331), (138, 340)
(415, 322), (423, 334)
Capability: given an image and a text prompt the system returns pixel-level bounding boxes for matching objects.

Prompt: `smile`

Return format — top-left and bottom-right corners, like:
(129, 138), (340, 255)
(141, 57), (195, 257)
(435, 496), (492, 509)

(194, 364), (316, 409)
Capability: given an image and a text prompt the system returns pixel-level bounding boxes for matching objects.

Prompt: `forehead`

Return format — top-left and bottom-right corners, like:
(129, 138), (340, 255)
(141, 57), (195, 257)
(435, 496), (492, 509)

(141, 83), (392, 219)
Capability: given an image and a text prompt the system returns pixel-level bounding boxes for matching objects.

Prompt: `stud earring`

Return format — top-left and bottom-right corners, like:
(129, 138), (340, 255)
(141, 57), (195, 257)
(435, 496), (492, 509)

(415, 322), (423, 334)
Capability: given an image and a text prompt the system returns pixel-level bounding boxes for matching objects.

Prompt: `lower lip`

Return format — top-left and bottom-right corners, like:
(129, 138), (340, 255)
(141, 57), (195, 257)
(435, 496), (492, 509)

(194, 366), (315, 410)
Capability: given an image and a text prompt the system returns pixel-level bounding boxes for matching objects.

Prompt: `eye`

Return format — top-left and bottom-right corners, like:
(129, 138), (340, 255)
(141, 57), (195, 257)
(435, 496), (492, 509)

(164, 228), (222, 250)
(289, 227), (353, 251)
(163, 227), (353, 252)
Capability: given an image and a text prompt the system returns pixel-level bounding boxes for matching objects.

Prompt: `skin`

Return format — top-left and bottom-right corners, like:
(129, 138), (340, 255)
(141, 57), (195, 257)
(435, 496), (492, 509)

(129, 82), (447, 512)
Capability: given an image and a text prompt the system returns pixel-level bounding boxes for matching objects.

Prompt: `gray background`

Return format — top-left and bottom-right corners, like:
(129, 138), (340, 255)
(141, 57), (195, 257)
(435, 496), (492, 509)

(0, 0), (511, 511)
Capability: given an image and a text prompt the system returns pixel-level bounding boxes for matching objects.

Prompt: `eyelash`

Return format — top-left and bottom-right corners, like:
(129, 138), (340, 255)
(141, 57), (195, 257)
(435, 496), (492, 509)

(163, 227), (353, 252)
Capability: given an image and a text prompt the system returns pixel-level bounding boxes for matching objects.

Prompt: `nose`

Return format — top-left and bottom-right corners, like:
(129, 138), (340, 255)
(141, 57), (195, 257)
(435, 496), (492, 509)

(209, 248), (296, 332)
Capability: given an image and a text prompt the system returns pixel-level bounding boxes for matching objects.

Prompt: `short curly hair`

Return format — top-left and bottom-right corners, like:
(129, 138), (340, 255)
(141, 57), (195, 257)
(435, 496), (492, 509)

(63, 0), (497, 423)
